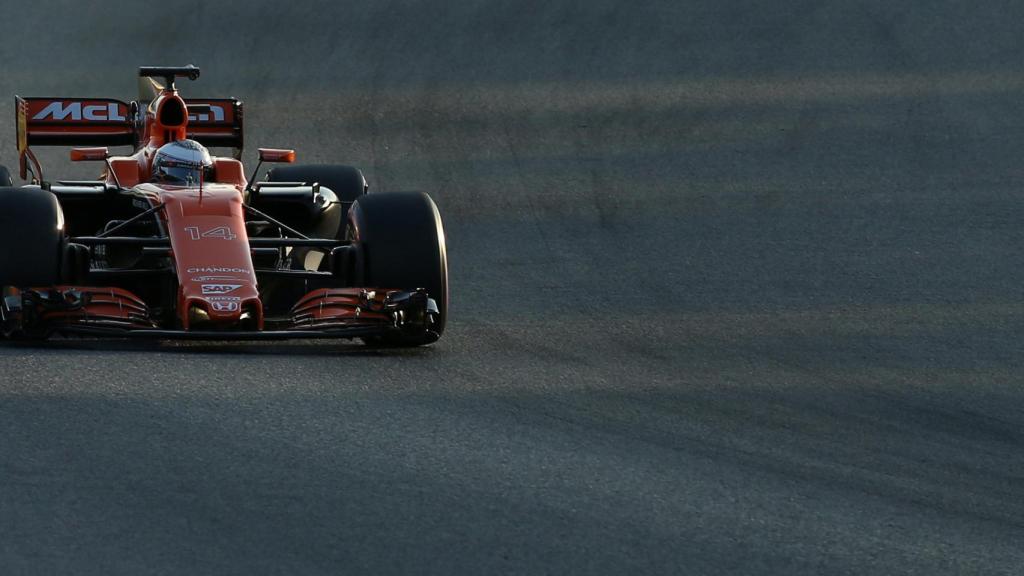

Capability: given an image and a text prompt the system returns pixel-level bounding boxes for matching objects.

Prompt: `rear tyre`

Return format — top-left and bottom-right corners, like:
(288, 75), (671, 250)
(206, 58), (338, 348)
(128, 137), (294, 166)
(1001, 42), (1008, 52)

(0, 187), (65, 286)
(264, 164), (368, 277)
(349, 192), (448, 346)
(266, 164), (367, 236)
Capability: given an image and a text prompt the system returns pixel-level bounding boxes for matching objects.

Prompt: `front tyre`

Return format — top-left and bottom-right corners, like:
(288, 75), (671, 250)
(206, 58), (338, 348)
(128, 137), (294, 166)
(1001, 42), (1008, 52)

(349, 192), (448, 346)
(0, 186), (65, 286)
(0, 186), (65, 340)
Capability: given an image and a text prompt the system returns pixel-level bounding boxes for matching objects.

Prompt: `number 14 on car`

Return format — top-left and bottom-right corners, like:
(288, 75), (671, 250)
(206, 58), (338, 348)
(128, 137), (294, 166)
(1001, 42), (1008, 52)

(184, 226), (237, 240)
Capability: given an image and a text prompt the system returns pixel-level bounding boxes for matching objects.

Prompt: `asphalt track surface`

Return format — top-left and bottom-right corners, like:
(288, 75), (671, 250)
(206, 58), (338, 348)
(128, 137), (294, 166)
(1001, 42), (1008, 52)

(1, 1), (1023, 574)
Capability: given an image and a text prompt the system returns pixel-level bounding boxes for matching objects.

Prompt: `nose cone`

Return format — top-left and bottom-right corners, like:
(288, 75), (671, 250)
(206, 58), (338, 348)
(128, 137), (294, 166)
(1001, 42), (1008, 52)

(156, 183), (263, 330)
(181, 265), (262, 331)
(187, 293), (259, 330)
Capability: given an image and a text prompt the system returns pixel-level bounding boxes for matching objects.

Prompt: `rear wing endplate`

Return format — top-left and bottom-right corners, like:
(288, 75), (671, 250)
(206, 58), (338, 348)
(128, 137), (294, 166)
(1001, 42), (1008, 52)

(16, 96), (135, 181)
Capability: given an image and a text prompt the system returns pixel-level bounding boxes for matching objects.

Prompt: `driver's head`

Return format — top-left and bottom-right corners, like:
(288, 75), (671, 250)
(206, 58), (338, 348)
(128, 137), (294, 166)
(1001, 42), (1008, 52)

(152, 139), (213, 184)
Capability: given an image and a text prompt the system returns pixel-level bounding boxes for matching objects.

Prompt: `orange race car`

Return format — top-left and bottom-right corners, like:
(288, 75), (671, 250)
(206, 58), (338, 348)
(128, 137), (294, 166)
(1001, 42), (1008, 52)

(0, 66), (447, 345)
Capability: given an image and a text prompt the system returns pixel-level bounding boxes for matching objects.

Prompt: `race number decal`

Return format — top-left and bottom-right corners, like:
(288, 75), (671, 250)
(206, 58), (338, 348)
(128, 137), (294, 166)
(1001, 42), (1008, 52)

(184, 226), (237, 241)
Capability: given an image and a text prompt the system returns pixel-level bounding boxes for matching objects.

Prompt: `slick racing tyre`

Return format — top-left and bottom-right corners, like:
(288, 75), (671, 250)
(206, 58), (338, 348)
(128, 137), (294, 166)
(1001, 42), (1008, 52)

(266, 164), (367, 237)
(0, 187), (65, 287)
(265, 165), (368, 273)
(0, 164), (13, 187)
(349, 192), (448, 346)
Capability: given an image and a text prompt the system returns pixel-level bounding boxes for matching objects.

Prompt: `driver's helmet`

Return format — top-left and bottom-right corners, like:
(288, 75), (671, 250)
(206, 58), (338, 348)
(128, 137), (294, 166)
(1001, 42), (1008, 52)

(151, 139), (213, 184)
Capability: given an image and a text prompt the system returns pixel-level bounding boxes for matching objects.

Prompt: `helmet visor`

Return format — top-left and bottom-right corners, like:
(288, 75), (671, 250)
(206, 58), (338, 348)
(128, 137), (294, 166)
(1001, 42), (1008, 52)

(155, 160), (209, 184)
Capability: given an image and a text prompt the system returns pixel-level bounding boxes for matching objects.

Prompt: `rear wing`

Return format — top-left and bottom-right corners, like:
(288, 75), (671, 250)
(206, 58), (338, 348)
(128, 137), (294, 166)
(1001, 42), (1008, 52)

(16, 97), (135, 147)
(15, 96), (134, 181)
(15, 95), (244, 181)
(184, 98), (244, 153)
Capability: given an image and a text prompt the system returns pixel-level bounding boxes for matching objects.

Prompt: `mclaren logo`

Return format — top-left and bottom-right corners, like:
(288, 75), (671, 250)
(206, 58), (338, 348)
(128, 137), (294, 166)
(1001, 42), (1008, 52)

(32, 101), (127, 122)
(201, 284), (242, 295)
(188, 105), (226, 123)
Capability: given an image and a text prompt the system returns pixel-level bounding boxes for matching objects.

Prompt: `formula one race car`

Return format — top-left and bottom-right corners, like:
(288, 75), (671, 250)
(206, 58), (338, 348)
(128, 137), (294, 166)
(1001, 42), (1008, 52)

(0, 65), (447, 345)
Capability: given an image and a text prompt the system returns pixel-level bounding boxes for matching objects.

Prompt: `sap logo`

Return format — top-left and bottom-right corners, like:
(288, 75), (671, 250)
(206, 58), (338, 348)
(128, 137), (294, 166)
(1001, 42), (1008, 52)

(33, 101), (126, 122)
(187, 105), (226, 123)
(201, 284), (242, 295)
(210, 301), (239, 312)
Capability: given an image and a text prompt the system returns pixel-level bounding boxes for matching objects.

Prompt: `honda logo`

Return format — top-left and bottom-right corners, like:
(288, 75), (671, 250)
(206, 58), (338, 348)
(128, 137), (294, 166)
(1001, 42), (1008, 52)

(210, 301), (239, 312)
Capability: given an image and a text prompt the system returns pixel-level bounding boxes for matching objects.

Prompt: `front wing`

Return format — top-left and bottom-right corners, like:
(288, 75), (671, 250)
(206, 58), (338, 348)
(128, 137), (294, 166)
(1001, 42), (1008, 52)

(1, 286), (440, 342)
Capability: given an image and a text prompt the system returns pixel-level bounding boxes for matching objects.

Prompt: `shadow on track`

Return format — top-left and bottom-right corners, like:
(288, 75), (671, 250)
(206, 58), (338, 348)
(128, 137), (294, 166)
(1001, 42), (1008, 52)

(0, 338), (437, 358)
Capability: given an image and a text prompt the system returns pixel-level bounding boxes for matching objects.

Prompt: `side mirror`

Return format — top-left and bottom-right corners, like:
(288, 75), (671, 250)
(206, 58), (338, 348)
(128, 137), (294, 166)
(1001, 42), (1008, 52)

(70, 147), (110, 162)
(69, 147), (124, 189)
(258, 148), (296, 163)
(246, 148), (297, 197)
